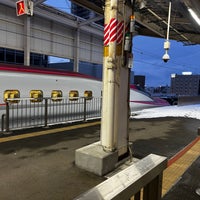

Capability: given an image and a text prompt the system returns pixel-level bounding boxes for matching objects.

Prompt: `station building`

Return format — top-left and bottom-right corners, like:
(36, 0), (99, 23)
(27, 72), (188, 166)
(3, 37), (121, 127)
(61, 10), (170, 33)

(0, 1), (103, 78)
(0, 1), (136, 82)
(171, 73), (200, 96)
(133, 75), (145, 89)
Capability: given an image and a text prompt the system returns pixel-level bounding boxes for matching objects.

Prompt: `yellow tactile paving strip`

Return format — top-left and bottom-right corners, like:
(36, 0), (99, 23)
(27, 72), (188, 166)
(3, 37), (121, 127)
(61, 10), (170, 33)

(0, 121), (100, 143)
(162, 136), (200, 196)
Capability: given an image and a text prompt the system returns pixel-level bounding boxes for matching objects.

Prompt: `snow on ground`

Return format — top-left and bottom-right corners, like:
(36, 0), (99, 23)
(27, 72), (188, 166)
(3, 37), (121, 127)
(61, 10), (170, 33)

(131, 104), (200, 120)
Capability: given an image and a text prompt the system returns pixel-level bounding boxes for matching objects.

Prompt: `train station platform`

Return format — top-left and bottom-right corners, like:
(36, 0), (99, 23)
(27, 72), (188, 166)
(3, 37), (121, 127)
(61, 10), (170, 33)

(0, 117), (200, 200)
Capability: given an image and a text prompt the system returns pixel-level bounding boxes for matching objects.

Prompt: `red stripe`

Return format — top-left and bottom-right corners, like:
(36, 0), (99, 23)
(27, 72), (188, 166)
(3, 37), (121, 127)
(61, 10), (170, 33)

(117, 21), (124, 44)
(130, 100), (155, 105)
(109, 18), (117, 42)
(104, 23), (110, 45)
(104, 23), (110, 33)
(130, 100), (169, 106)
(104, 18), (123, 45)
(167, 136), (200, 167)
(0, 64), (99, 81)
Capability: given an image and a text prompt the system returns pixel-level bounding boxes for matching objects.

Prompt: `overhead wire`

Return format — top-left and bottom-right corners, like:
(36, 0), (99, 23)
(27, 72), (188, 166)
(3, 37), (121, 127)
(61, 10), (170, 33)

(133, 45), (200, 72)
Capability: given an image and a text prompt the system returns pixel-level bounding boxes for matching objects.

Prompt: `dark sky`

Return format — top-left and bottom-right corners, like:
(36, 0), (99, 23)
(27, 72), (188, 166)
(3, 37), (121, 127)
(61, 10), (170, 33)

(133, 36), (200, 87)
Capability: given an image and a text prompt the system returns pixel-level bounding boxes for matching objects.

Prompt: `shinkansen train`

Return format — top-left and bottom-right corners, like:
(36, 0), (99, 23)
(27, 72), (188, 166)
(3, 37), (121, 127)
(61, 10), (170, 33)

(0, 64), (169, 130)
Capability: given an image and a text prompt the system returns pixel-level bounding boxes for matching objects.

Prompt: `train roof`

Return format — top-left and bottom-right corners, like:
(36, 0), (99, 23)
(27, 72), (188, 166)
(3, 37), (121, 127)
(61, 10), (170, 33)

(0, 63), (100, 81)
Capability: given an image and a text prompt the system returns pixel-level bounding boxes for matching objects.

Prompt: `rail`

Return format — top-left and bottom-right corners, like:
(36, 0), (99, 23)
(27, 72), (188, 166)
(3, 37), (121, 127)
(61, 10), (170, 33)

(75, 154), (167, 200)
(1, 97), (102, 132)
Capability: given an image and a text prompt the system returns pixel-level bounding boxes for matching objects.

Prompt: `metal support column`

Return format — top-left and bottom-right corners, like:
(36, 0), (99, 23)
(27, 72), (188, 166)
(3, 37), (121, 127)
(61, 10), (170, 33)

(24, 16), (31, 66)
(101, 0), (132, 155)
(75, 0), (133, 175)
(74, 28), (80, 72)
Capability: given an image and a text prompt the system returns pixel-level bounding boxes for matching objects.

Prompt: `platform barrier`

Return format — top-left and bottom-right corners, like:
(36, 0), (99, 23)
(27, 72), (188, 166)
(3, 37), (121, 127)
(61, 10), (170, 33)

(178, 96), (200, 106)
(75, 154), (167, 200)
(1, 97), (102, 132)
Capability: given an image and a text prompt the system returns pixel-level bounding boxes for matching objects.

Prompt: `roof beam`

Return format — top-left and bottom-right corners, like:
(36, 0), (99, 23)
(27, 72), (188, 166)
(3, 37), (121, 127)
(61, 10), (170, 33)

(34, 0), (47, 7)
(135, 11), (165, 38)
(71, 0), (103, 16)
(78, 15), (103, 27)
(36, 4), (103, 37)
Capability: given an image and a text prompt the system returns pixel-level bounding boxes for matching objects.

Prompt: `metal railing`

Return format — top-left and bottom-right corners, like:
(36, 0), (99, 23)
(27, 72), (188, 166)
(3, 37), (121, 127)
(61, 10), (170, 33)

(75, 154), (167, 200)
(1, 97), (102, 132)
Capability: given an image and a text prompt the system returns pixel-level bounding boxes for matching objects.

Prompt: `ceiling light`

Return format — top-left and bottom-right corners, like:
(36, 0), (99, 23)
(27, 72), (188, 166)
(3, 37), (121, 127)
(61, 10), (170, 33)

(188, 8), (200, 26)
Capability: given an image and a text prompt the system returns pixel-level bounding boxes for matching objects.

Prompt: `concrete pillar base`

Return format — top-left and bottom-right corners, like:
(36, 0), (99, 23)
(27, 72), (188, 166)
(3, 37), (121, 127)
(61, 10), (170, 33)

(75, 141), (118, 176)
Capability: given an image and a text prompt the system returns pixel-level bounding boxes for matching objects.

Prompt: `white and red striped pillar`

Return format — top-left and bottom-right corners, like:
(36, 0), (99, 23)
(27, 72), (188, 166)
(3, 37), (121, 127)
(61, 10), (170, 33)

(101, 0), (132, 156)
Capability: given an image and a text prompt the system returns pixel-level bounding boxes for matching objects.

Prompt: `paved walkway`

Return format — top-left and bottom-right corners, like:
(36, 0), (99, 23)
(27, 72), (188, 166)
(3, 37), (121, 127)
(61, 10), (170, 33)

(0, 118), (199, 199)
(163, 137), (200, 198)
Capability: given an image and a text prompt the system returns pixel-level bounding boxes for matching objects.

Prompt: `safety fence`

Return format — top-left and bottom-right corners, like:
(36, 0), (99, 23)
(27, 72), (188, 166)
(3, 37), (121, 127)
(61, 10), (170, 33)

(75, 154), (167, 200)
(1, 97), (102, 132)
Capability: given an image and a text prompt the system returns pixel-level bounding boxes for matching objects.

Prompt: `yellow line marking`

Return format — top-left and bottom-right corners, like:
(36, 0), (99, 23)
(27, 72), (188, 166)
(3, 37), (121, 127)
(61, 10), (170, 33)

(0, 121), (101, 143)
(162, 139), (200, 196)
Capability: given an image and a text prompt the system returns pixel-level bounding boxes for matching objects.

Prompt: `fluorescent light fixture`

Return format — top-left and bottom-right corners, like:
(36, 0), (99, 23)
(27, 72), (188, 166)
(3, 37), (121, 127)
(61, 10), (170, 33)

(188, 8), (200, 26)
(139, 0), (146, 9)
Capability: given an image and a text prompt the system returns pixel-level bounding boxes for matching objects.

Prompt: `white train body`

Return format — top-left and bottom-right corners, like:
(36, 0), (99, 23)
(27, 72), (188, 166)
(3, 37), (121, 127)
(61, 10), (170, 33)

(0, 66), (102, 101)
(0, 64), (169, 131)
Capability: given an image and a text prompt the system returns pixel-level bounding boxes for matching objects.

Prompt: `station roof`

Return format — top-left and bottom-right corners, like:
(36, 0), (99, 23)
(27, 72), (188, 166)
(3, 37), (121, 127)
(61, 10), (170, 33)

(2, 0), (200, 44)
(70, 0), (200, 45)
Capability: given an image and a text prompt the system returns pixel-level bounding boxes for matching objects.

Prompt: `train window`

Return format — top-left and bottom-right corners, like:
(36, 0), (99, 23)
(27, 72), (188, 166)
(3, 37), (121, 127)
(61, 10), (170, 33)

(30, 90), (43, 103)
(51, 90), (63, 102)
(69, 90), (79, 101)
(84, 90), (93, 100)
(4, 90), (20, 103)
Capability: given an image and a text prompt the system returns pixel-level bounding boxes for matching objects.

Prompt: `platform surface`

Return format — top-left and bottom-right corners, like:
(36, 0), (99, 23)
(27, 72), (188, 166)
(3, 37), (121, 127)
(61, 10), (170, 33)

(0, 117), (199, 200)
